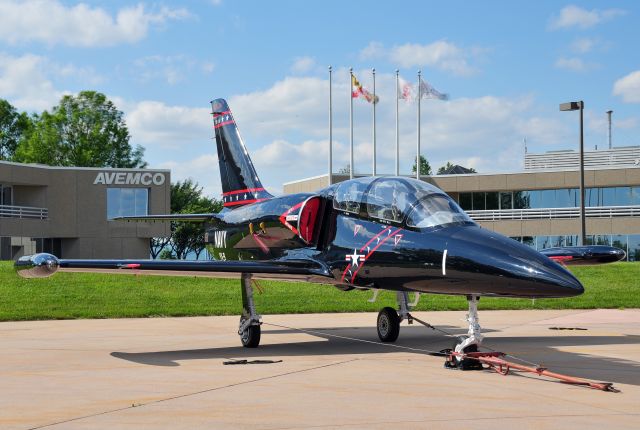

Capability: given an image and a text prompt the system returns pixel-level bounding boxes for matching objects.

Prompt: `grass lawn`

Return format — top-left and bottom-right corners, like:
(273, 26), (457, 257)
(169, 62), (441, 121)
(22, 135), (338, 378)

(0, 261), (638, 321)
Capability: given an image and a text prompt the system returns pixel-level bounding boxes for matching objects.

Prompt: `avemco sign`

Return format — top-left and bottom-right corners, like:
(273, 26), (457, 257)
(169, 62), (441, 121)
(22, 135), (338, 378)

(94, 172), (166, 186)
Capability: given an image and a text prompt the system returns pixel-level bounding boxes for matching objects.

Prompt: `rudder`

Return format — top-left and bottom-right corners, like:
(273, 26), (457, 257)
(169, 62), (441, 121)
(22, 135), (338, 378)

(211, 98), (273, 208)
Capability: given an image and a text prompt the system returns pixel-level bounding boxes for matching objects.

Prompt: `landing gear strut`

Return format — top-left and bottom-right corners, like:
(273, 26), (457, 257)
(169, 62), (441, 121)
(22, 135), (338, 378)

(375, 291), (420, 343)
(238, 273), (261, 348)
(448, 295), (483, 370)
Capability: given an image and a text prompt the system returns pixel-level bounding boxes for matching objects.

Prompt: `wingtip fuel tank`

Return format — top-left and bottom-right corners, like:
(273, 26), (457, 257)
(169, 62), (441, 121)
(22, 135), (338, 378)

(15, 253), (60, 279)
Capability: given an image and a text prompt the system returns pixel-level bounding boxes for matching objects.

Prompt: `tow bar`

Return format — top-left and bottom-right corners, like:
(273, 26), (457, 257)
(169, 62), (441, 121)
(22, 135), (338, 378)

(444, 350), (619, 392)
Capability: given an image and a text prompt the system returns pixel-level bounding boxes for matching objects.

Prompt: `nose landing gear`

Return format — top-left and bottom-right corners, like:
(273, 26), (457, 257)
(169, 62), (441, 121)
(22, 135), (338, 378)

(446, 295), (484, 370)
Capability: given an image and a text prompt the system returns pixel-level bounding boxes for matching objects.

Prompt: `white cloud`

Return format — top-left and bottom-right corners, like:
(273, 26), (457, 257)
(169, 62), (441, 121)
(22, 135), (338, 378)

(570, 37), (596, 53)
(360, 40), (480, 76)
(123, 72), (571, 196)
(549, 5), (626, 30)
(554, 57), (598, 72)
(0, 52), (109, 111)
(290, 56), (316, 74)
(0, 1), (190, 47)
(0, 53), (60, 111)
(133, 55), (213, 85)
(587, 111), (638, 134)
(126, 101), (211, 147)
(613, 71), (640, 103)
(158, 154), (221, 198)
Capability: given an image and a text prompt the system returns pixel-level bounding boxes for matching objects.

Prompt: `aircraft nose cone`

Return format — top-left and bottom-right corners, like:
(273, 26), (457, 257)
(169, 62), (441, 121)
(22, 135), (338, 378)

(448, 227), (584, 298)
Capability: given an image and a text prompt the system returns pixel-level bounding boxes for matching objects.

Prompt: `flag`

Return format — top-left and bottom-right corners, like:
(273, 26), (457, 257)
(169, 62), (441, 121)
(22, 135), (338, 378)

(398, 77), (413, 101)
(398, 76), (449, 101)
(352, 74), (379, 104)
(418, 78), (449, 101)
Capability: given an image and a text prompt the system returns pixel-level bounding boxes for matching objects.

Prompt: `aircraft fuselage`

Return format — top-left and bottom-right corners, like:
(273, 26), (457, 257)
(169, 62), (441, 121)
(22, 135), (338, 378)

(205, 180), (583, 299)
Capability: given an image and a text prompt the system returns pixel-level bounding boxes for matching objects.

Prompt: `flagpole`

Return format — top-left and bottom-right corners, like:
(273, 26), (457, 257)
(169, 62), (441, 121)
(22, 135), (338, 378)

(349, 67), (354, 180)
(372, 68), (376, 177)
(328, 65), (333, 186)
(416, 70), (421, 180)
(395, 69), (399, 177)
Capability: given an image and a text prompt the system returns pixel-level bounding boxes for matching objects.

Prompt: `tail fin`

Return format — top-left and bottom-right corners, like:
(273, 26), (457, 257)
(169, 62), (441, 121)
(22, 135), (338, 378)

(211, 98), (273, 208)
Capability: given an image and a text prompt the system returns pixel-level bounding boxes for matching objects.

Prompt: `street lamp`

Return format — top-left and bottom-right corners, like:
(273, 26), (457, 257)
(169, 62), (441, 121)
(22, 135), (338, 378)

(559, 101), (586, 246)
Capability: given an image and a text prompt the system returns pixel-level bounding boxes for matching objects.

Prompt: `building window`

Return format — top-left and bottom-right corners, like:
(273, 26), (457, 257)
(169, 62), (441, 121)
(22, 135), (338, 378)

(459, 193), (472, 210)
(500, 192), (513, 210)
(485, 192), (499, 210)
(0, 185), (12, 206)
(472, 192), (485, 211)
(107, 188), (149, 219)
(629, 235), (640, 262)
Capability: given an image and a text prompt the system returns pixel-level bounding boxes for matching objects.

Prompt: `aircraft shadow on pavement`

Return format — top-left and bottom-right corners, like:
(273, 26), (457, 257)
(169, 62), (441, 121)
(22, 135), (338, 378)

(111, 325), (640, 387)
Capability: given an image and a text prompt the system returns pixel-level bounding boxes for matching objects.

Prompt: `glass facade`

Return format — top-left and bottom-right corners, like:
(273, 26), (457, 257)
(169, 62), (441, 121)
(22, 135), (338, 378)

(510, 234), (640, 261)
(106, 188), (149, 220)
(459, 186), (640, 211)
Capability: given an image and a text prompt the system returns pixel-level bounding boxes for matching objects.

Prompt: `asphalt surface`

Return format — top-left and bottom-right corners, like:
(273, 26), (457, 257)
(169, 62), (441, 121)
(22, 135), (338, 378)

(2, 309), (639, 429)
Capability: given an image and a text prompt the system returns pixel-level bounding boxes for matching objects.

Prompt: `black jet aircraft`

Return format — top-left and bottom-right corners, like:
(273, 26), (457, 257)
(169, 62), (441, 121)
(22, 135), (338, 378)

(16, 98), (585, 357)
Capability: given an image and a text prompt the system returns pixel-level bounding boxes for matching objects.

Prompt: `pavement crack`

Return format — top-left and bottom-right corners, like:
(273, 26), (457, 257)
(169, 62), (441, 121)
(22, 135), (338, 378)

(26, 358), (360, 430)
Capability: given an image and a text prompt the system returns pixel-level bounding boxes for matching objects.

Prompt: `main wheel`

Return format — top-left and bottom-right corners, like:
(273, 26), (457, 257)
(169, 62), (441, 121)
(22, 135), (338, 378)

(377, 307), (400, 342)
(239, 316), (261, 348)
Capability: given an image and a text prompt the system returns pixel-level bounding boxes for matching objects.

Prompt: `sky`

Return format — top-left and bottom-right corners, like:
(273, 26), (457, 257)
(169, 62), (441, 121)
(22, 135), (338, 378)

(1, 0), (639, 197)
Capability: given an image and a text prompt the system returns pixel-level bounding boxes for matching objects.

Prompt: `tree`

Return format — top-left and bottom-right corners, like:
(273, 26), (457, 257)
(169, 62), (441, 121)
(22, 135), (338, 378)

(0, 99), (32, 160)
(411, 155), (432, 176)
(437, 162), (477, 175)
(337, 165), (351, 175)
(13, 91), (146, 168)
(151, 179), (223, 260)
(437, 162), (455, 175)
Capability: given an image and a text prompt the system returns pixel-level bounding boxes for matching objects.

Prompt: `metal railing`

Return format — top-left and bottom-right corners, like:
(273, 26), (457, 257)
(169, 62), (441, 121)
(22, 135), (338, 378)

(467, 205), (640, 221)
(0, 205), (48, 220)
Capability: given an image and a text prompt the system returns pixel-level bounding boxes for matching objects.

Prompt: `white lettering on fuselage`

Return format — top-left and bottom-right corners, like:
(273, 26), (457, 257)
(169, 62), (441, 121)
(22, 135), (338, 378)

(93, 172), (166, 186)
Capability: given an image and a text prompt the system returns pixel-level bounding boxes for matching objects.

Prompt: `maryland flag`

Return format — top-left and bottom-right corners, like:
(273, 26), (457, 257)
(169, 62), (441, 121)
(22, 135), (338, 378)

(352, 74), (379, 104)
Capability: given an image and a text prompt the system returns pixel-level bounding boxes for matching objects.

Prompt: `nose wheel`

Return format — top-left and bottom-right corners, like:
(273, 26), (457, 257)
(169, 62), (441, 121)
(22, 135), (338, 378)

(377, 307), (400, 342)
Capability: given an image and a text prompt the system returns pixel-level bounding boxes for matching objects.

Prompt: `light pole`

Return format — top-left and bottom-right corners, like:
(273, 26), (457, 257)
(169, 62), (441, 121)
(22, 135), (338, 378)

(560, 101), (586, 246)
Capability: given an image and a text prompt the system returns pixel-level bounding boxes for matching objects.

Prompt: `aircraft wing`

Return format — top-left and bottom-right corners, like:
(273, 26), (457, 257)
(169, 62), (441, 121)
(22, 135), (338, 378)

(15, 253), (332, 281)
(113, 214), (214, 222)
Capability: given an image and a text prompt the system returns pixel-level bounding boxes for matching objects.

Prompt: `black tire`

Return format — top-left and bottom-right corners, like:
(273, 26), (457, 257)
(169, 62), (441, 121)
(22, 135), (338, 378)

(377, 307), (400, 342)
(240, 317), (261, 348)
(453, 336), (482, 370)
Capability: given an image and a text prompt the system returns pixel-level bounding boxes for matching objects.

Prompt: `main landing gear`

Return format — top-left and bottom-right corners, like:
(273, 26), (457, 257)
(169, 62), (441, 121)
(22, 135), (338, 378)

(375, 291), (420, 343)
(238, 273), (261, 348)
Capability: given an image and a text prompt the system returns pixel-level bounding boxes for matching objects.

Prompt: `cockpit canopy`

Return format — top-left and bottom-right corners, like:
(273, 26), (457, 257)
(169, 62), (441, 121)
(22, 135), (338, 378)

(332, 177), (474, 229)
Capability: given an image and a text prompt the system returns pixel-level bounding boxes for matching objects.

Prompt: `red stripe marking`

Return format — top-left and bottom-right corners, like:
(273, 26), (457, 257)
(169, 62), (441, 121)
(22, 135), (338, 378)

(351, 229), (402, 280)
(213, 110), (231, 117)
(223, 198), (268, 207)
(223, 187), (265, 196)
(341, 228), (402, 283)
(549, 256), (574, 262)
(214, 120), (235, 129)
(120, 263), (141, 269)
(279, 202), (304, 234)
(253, 234), (270, 254)
(360, 226), (392, 252)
